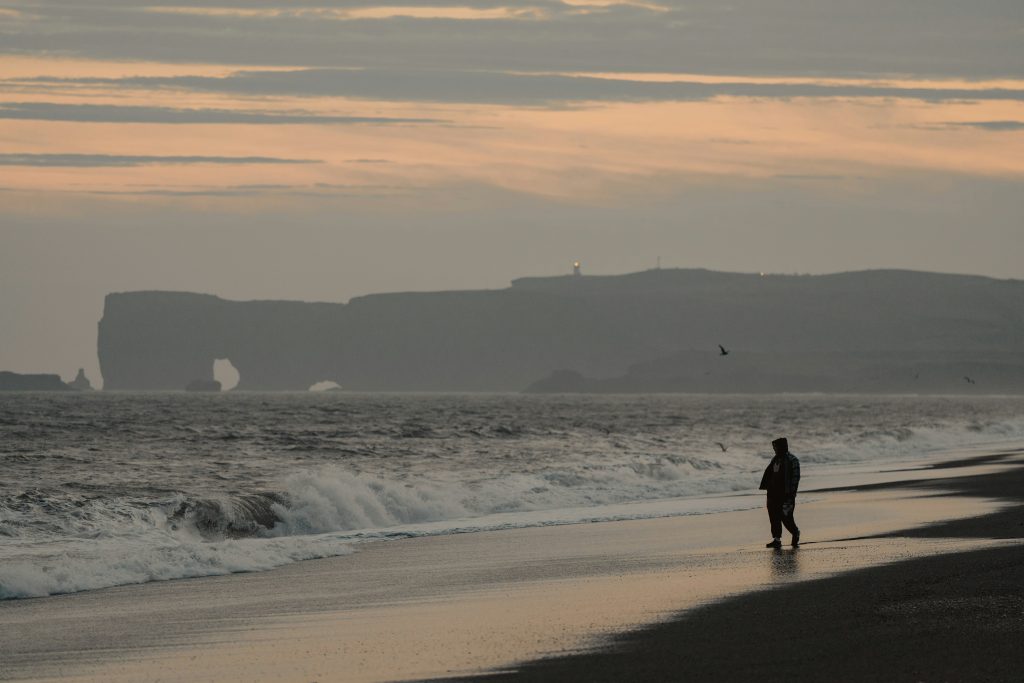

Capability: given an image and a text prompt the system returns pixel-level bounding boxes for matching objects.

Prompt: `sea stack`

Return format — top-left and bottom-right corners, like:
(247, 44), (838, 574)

(68, 368), (94, 391)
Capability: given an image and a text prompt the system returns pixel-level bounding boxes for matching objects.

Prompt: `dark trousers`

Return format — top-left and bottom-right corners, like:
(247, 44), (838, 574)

(767, 494), (799, 538)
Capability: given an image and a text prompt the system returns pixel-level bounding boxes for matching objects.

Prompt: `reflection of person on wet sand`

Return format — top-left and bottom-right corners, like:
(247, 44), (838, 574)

(759, 437), (801, 549)
(769, 545), (801, 579)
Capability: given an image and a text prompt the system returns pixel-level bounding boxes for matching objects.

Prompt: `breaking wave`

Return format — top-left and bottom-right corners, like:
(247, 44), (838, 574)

(3, 393), (1024, 599)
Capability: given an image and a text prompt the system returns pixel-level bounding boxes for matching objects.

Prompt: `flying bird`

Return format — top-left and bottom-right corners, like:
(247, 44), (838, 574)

(964, 376), (976, 384)
(715, 442), (728, 452)
(718, 345), (730, 356)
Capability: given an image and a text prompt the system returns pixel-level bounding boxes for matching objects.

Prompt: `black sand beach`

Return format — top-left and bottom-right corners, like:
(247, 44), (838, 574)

(455, 451), (1024, 682)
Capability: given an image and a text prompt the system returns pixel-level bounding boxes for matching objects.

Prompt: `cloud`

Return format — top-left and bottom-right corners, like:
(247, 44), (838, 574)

(141, 5), (554, 21)
(0, 102), (445, 125)
(0, 153), (321, 167)
(774, 174), (848, 182)
(74, 188), (414, 200)
(3, 1), (1021, 79)
(943, 120), (1024, 131)
(86, 181), (410, 196)
(0, 181), (416, 197)
(21, 68), (1024, 105)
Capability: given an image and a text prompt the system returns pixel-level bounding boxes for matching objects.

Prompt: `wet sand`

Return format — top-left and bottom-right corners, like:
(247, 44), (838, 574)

(454, 449), (1024, 682)
(1, 449), (1021, 682)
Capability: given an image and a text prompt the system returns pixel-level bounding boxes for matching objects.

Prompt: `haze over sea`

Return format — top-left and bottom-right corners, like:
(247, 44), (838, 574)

(3, 392), (1022, 600)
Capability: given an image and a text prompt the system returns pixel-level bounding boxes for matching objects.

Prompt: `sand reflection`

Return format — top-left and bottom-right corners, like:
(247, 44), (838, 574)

(769, 546), (802, 579)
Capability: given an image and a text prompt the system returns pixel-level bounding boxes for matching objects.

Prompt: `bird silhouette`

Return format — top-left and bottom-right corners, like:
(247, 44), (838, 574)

(718, 345), (729, 356)
(964, 376), (976, 384)
(715, 442), (728, 452)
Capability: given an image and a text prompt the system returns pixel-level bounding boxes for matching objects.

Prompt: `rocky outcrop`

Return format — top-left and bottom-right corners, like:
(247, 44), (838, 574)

(98, 288), (611, 391)
(185, 379), (222, 392)
(0, 371), (73, 391)
(97, 269), (1024, 392)
(68, 368), (93, 391)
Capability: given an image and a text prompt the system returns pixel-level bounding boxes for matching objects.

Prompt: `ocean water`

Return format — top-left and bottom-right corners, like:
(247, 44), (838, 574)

(2, 392), (1023, 599)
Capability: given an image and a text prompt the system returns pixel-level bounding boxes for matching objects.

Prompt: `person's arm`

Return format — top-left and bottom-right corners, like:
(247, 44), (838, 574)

(789, 456), (800, 496)
(759, 463), (771, 490)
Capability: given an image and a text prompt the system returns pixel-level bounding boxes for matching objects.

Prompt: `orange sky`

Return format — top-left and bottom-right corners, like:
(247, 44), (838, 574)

(3, 57), (1023, 208)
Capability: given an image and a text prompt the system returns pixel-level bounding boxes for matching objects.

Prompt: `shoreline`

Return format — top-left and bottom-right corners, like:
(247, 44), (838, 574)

(1, 448), (1022, 682)
(5, 438), (1007, 603)
(451, 448), (1024, 682)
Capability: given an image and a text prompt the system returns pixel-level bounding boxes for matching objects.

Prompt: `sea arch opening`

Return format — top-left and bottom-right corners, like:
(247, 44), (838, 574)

(213, 358), (240, 391)
(308, 380), (342, 392)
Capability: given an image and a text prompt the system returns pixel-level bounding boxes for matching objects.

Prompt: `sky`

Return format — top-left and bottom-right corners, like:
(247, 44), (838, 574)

(1, 1), (1023, 385)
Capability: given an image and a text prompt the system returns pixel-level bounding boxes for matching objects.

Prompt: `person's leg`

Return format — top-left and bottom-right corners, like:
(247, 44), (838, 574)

(781, 498), (800, 544)
(767, 497), (782, 539)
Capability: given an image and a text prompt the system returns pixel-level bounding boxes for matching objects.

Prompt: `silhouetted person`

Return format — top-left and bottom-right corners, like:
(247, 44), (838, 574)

(759, 437), (800, 548)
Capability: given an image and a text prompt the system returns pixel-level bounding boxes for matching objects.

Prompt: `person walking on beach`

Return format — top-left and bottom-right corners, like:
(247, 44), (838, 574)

(759, 437), (800, 548)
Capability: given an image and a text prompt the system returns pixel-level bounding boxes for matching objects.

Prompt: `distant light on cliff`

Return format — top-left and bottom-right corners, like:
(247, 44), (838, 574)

(573, 261), (581, 277)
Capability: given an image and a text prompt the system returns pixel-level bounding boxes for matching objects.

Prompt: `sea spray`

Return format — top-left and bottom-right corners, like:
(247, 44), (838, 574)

(271, 469), (469, 534)
(0, 533), (356, 599)
(4, 392), (1024, 599)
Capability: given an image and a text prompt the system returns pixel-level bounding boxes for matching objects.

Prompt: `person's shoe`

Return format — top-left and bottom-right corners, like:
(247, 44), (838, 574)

(791, 531), (800, 547)
(766, 539), (782, 548)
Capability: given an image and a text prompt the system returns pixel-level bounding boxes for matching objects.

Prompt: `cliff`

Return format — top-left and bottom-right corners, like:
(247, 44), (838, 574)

(97, 269), (1024, 392)
(0, 372), (73, 391)
(526, 350), (1024, 394)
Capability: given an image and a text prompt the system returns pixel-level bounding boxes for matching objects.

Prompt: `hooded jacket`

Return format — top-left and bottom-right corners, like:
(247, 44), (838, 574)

(759, 451), (801, 497)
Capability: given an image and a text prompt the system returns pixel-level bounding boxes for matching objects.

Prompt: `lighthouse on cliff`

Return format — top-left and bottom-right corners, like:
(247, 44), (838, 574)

(572, 261), (581, 277)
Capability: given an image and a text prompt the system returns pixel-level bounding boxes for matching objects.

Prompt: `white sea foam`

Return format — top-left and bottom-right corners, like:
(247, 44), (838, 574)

(0, 490), (760, 599)
(3, 394), (1024, 599)
(272, 470), (470, 534)
(0, 533), (355, 600)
